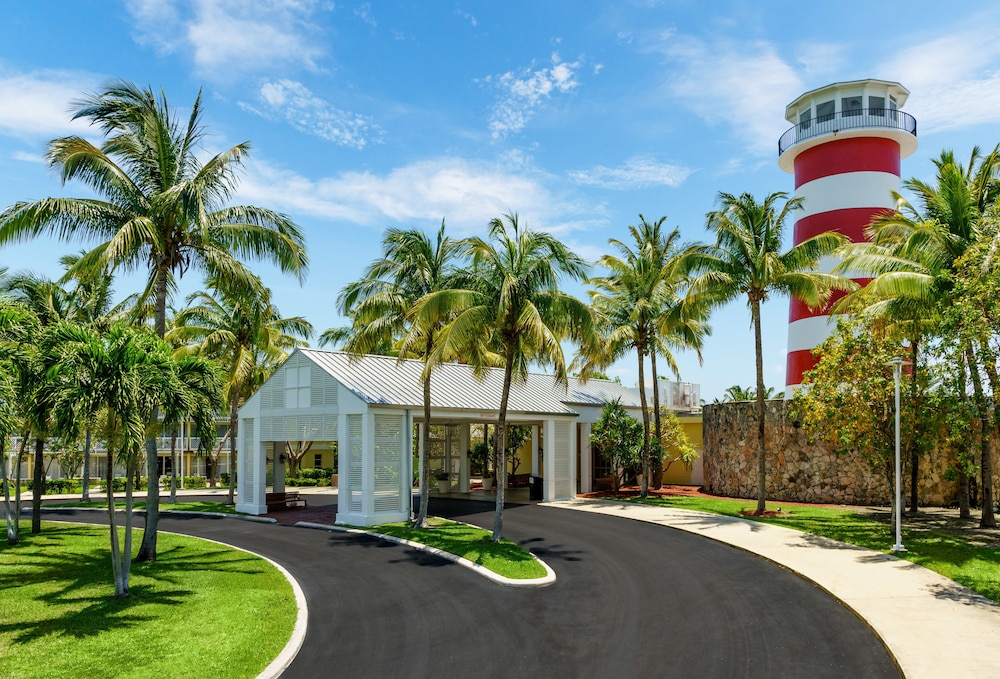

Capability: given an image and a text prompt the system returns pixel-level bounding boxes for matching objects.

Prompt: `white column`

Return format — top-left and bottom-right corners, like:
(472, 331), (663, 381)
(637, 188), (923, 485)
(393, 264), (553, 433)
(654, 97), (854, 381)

(579, 422), (592, 493)
(531, 425), (540, 476)
(362, 413), (374, 517)
(542, 419), (555, 500)
(458, 424), (470, 492)
(273, 442), (285, 493)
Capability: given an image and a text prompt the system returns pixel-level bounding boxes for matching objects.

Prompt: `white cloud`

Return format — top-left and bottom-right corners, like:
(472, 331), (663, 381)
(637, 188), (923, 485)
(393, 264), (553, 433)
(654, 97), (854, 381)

(125, 0), (327, 78)
(568, 156), (692, 190)
(11, 151), (44, 163)
(240, 79), (381, 149)
(237, 156), (606, 237)
(650, 34), (804, 155)
(880, 21), (1000, 134)
(353, 3), (377, 29)
(0, 71), (98, 139)
(481, 53), (583, 139)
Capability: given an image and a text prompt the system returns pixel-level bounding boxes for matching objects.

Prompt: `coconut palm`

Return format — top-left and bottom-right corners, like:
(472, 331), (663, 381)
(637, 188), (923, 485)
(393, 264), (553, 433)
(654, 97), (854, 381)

(426, 213), (591, 540)
(684, 191), (851, 513)
(577, 216), (707, 497)
(336, 222), (464, 528)
(171, 275), (311, 504)
(0, 80), (308, 561)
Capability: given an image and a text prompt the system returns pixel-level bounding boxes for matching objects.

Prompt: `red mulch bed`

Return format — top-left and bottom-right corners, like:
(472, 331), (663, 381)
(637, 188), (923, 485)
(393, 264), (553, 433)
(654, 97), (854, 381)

(580, 484), (847, 511)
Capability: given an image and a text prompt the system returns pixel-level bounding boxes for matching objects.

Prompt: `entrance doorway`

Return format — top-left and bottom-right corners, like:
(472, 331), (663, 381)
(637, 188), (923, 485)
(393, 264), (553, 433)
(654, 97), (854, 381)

(428, 424), (462, 491)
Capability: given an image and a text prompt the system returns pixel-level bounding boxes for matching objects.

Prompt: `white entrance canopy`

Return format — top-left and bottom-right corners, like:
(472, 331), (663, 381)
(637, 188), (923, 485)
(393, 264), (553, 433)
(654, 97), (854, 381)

(236, 349), (643, 525)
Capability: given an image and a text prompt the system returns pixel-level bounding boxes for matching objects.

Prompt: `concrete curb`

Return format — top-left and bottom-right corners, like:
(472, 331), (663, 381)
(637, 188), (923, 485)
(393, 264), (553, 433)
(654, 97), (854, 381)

(294, 521), (557, 588)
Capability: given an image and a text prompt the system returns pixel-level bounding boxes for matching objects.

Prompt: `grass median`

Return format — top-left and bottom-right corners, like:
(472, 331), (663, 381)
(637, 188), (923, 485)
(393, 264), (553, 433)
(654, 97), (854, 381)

(0, 521), (295, 678)
(630, 494), (1000, 604)
(42, 501), (238, 514)
(370, 517), (548, 580)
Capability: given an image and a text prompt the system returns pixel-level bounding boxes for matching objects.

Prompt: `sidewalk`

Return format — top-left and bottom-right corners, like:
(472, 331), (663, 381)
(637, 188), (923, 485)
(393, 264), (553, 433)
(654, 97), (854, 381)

(545, 498), (1000, 679)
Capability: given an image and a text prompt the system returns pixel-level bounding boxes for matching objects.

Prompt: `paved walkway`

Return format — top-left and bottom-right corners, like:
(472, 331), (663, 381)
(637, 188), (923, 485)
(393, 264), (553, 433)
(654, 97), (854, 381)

(545, 498), (1000, 679)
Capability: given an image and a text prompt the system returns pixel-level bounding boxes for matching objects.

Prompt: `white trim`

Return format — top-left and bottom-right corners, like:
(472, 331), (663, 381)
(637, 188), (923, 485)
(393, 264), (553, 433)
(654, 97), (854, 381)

(787, 315), (839, 354)
(794, 171), (900, 219)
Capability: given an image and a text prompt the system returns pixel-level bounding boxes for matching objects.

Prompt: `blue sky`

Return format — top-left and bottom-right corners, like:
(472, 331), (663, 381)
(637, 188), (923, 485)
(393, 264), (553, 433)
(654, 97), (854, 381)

(1, 1), (999, 402)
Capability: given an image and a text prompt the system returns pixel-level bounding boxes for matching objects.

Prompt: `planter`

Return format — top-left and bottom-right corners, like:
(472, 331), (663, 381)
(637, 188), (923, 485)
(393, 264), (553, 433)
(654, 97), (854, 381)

(482, 477), (493, 491)
(437, 479), (450, 493)
(330, 473), (338, 487)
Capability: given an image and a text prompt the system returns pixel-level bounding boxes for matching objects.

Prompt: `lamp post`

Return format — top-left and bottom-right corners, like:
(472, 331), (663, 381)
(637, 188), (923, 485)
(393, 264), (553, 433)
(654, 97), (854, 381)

(886, 356), (911, 553)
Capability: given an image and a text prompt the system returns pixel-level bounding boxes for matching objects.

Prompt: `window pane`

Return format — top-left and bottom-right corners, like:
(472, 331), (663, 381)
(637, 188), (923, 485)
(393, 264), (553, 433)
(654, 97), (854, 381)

(816, 100), (835, 122)
(285, 389), (297, 409)
(841, 96), (862, 116)
(869, 96), (885, 116)
(798, 109), (811, 129)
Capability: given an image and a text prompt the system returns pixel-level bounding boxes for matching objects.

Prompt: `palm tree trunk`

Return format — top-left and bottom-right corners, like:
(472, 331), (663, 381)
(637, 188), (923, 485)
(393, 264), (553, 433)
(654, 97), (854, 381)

(107, 444), (125, 597)
(492, 347), (516, 542)
(122, 460), (134, 597)
(414, 371), (432, 529)
(636, 340), (650, 499)
(169, 428), (178, 504)
(2, 438), (14, 545)
(82, 429), (92, 502)
(10, 432), (26, 545)
(957, 359), (971, 519)
(751, 298), (767, 513)
(965, 343), (992, 526)
(31, 437), (44, 534)
(227, 395), (239, 505)
(650, 348), (663, 490)
(138, 263), (170, 562)
(977, 341), (997, 528)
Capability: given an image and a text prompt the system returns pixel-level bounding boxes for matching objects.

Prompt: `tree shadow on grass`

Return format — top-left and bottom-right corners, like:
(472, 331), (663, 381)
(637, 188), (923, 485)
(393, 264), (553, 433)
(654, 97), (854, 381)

(0, 525), (270, 645)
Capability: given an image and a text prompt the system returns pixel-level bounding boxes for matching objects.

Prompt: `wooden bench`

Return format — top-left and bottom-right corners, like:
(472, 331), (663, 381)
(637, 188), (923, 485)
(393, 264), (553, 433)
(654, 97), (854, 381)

(266, 491), (307, 512)
(508, 473), (530, 488)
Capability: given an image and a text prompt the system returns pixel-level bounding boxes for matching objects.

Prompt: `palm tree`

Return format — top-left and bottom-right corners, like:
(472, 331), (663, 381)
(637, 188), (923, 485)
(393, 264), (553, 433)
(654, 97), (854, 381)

(684, 191), (850, 513)
(427, 213), (591, 540)
(171, 275), (311, 504)
(336, 222), (463, 528)
(43, 322), (219, 596)
(835, 147), (1000, 525)
(0, 299), (36, 545)
(577, 216), (706, 497)
(0, 80), (309, 561)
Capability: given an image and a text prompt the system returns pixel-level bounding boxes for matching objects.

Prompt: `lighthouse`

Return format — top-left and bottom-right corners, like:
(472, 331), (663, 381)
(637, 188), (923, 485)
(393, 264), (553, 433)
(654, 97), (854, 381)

(778, 79), (918, 397)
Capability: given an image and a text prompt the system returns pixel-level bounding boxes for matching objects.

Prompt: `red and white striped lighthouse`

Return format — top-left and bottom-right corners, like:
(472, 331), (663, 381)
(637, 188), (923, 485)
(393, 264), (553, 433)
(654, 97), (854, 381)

(778, 79), (918, 397)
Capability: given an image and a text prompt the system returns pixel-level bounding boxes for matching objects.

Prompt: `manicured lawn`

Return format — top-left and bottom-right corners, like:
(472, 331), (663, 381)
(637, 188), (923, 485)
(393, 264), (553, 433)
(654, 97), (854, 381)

(632, 495), (1000, 604)
(371, 517), (548, 580)
(0, 521), (296, 679)
(44, 501), (238, 514)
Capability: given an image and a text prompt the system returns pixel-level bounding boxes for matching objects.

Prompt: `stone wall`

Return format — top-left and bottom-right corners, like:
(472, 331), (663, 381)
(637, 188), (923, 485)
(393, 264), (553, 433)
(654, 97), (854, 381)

(702, 401), (997, 507)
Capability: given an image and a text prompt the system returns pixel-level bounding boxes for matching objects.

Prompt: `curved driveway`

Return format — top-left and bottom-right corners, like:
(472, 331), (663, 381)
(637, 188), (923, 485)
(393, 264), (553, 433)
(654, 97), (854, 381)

(46, 500), (899, 679)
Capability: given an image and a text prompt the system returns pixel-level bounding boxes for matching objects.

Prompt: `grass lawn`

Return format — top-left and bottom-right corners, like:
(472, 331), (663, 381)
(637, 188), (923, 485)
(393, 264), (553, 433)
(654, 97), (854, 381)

(0, 521), (296, 679)
(631, 495), (1000, 604)
(370, 517), (548, 580)
(43, 501), (238, 514)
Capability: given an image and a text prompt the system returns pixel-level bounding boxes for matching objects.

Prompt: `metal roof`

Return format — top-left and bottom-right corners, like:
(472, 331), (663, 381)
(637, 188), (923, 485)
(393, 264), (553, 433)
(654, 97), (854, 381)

(298, 348), (644, 415)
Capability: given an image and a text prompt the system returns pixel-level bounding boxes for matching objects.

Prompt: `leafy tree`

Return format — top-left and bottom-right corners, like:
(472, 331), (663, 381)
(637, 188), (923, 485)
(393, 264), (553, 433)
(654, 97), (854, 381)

(792, 318), (925, 527)
(0, 80), (309, 561)
(337, 221), (463, 529)
(684, 191), (851, 512)
(429, 213), (591, 540)
(714, 385), (775, 403)
(655, 406), (698, 483)
(171, 275), (311, 504)
(0, 300), (36, 544)
(590, 399), (642, 489)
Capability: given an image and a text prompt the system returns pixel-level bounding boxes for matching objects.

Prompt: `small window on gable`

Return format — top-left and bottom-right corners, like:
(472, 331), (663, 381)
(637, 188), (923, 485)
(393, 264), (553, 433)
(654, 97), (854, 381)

(841, 95), (862, 116)
(816, 100), (835, 123)
(285, 365), (311, 409)
(869, 96), (885, 116)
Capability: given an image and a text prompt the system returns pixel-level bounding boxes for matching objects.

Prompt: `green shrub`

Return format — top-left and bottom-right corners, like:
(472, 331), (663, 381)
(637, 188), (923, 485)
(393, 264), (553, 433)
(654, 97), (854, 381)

(100, 477), (149, 493)
(286, 477), (317, 487)
(180, 476), (207, 489)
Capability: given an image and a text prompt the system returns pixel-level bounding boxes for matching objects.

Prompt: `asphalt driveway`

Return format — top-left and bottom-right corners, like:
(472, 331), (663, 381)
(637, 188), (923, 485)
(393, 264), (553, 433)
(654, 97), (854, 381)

(43, 499), (900, 678)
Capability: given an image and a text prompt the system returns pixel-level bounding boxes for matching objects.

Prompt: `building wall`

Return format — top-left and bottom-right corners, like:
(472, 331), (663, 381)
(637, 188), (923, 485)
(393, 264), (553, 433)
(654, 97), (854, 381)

(702, 401), (992, 507)
(661, 415), (704, 485)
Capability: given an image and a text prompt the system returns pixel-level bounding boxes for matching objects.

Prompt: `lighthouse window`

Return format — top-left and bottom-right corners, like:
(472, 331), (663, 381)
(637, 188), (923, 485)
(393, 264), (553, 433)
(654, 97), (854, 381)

(841, 96), (862, 117)
(798, 108), (811, 129)
(869, 96), (885, 116)
(816, 100), (835, 123)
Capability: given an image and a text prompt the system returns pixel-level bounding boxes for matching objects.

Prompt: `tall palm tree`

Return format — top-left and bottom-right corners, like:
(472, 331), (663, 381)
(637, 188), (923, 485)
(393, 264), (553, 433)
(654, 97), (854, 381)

(171, 275), (311, 504)
(0, 80), (309, 561)
(0, 299), (36, 545)
(427, 213), (591, 540)
(577, 216), (707, 497)
(836, 147), (1000, 525)
(684, 191), (850, 512)
(337, 222), (464, 528)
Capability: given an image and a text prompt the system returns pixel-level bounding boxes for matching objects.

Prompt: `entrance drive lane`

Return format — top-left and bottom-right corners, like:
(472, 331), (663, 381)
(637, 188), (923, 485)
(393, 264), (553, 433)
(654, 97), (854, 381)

(42, 504), (899, 678)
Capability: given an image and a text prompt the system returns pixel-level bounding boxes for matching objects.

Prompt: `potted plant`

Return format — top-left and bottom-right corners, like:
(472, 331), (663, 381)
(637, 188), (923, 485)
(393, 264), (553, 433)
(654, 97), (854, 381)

(469, 441), (493, 491)
(434, 470), (450, 493)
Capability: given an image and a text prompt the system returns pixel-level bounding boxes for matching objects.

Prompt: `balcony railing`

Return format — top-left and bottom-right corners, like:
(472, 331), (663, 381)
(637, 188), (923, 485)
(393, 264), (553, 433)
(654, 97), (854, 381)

(778, 108), (917, 156)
